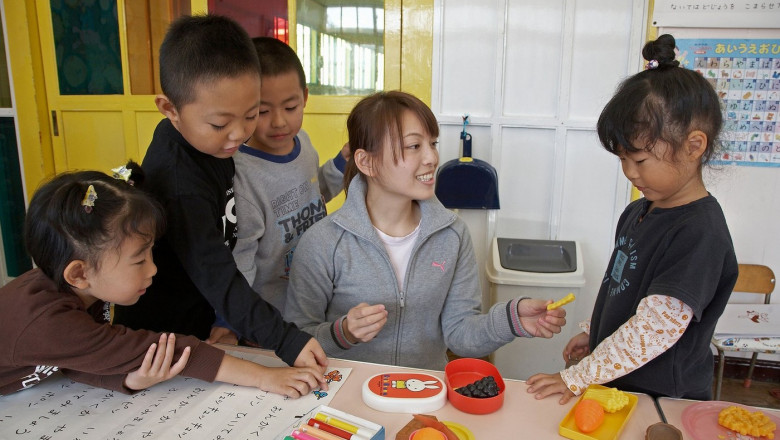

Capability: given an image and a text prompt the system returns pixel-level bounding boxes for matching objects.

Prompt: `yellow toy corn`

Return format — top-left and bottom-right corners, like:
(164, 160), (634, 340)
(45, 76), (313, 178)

(547, 293), (576, 310)
(718, 406), (776, 439)
(582, 387), (630, 413)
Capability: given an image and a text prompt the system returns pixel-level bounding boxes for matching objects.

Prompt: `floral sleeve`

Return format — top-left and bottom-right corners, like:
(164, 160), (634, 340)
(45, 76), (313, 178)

(560, 295), (693, 395)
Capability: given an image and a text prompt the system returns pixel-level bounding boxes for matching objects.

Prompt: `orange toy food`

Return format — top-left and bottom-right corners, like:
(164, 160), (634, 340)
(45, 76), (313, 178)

(410, 427), (447, 440)
(412, 414), (459, 440)
(574, 399), (606, 433)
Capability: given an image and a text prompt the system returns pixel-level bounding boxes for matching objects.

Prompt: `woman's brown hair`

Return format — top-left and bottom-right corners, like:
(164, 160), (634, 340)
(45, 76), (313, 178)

(343, 91), (439, 193)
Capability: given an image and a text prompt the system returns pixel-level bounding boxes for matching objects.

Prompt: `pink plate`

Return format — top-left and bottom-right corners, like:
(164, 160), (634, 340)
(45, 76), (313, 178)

(681, 401), (779, 440)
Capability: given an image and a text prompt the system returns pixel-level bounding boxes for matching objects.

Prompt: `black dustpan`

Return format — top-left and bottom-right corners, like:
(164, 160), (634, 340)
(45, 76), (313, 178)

(435, 116), (500, 209)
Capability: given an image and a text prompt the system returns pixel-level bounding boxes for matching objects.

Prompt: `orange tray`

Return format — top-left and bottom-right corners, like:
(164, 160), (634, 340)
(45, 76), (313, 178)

(558, 385), (638, 440)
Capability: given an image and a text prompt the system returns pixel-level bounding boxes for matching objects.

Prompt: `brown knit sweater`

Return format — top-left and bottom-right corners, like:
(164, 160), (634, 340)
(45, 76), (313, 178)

(0, 269), (225, 396)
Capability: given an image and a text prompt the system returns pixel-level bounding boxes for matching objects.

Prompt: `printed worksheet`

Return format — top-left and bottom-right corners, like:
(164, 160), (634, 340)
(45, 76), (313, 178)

(0, 350), (350, 440)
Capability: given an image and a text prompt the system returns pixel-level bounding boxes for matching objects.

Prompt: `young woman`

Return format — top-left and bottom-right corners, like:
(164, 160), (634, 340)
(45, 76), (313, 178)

(285, 91), (566, 370)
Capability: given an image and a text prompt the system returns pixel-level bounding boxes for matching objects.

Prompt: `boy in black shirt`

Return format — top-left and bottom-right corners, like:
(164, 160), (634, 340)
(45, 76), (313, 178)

(113, 15), (328, 378)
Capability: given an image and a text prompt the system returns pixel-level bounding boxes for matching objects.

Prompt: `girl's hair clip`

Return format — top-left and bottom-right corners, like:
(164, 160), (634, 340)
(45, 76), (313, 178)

(82, 185), (98, 213)
(111, 165), (134, 185)
(645, 59), (660, 70)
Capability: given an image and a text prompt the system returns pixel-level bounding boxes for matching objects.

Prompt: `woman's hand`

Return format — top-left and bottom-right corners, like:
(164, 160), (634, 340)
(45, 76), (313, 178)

(343, 303), (388, 344)
(124, 333), (190, 391)
(517, 298), (567, 338)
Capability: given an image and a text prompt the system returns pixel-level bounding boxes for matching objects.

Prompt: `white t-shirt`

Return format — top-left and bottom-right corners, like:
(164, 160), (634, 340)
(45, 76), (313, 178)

(375, 223), (421, 289)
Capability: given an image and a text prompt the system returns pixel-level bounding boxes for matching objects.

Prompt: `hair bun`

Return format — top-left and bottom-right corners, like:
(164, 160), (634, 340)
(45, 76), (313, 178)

(124, 160), (144, 187)
(111, 160), (144, 187)
(642, 34), (680, 69)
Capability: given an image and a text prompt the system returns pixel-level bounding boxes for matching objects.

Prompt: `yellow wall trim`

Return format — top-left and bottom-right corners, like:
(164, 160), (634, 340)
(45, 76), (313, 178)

(6, 1), (53, 200)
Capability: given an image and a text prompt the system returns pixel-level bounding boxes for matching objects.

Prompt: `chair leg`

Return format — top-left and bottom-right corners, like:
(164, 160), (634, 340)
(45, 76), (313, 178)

(716, 348), (725, 401)
(744, 352), (759, 389)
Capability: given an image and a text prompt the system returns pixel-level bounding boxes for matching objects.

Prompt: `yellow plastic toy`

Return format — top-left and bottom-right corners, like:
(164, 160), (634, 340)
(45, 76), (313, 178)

(718, 406), (776, 439)
(582, 386), (630, 413)
(547, 293), (576, 310)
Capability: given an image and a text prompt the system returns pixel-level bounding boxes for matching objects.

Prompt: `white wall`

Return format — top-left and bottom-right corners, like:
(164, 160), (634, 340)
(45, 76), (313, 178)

(432, 0), (647, 377)
(665, 27), (780, 362)
(432, 1), (780, 373)
(662, 27), (780, 300)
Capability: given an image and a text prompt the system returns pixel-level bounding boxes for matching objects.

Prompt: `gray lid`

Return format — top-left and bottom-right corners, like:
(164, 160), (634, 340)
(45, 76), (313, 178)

(497, 238), (577, 273)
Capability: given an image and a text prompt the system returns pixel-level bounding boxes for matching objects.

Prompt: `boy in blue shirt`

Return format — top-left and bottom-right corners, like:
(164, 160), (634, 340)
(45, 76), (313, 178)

(112, 15), (328, 380)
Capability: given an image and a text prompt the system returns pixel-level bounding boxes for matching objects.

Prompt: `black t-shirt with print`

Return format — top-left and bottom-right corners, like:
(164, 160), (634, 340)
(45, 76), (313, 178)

(589, 195), (737, 399)
(113, 119), (310, 366)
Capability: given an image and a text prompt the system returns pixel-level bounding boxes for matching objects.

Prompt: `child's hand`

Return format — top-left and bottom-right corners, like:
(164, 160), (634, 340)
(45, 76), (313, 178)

(526, 372), (576, 404)
(216, 352), (328, 395)
(340, 142), (351, 161)
(124, 333), (190, 391)
(563, 331), (590, 364)
(517, 298), (567, 338)
(293, 338), (329, 390)
(257, 365), (328, 399)
(343, 302), (388, 344)
(206, 326), (238, 345)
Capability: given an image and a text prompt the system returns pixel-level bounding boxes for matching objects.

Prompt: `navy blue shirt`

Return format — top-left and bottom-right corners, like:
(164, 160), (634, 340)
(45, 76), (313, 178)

(589, 195), (737, 399)
(113, 119), (311, 366)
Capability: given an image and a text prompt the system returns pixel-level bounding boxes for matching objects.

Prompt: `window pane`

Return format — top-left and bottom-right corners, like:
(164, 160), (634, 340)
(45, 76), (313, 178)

(297, 0), (384, 96)
(0, 117), (32, 276)
(49, 1), (123, 95)
(209, 0), (289, 42)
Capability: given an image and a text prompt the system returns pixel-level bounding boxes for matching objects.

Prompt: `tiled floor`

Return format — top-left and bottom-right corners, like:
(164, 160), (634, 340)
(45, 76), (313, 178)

(717, 377), (780, 409)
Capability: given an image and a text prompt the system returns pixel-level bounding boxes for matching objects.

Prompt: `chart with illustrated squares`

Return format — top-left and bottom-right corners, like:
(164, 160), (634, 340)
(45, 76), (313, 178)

(676, 38), (780, 167)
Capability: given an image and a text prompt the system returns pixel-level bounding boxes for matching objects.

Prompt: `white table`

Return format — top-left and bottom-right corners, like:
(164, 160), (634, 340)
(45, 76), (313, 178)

(239, 347), (663, 439)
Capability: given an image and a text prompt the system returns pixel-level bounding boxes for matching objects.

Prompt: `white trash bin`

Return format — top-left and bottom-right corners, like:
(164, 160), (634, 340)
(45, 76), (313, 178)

(486, 237), (585, 380)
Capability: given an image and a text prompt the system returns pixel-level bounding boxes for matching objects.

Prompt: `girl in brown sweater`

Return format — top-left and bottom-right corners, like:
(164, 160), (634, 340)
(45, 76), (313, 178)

(0, 166), (326, 397)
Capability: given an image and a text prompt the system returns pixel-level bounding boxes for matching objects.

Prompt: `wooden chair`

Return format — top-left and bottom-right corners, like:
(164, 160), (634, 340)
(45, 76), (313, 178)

(712, 264), (776, 401)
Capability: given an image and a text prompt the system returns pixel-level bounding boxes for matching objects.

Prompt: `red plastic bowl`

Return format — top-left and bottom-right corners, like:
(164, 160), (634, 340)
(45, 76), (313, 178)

(445, 358), (505, 414)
